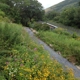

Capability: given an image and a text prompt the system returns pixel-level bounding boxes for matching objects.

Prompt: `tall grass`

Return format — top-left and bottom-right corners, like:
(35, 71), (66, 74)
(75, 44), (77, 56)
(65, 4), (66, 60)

(0, 23), (77, 80)
(37, 28), (80, 65)
(0, 22), (23, 50)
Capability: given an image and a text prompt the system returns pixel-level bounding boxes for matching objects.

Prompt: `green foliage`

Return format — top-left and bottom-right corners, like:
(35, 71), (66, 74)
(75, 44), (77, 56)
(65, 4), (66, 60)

(79, 2), (80, 6)
(0, 16), (10, 22)
(72, 33), (78, 38)
(45, 1), (80, 28)
(73, 7), (80, 28)
(0, 10), (10, 22)
(0, 2), (10, 11)
(54, 28), (70, 36)
(29, 22), (50, 31)
(0, 22), (76, 80)
(51, 7), (80, 28)
(46, 11), (59, 20)
(0, 22), (23, 49)
(37, 28), (80, 65)
(59, 7), (75, 25)
(0, 10), (5, 17)
(53, 16), (60, 22)
(0, 0), (44, 26)
(0, 75), (6, 80)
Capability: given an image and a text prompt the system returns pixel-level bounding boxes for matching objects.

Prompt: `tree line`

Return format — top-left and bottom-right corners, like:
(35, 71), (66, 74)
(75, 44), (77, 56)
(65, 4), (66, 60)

(0, 0), (44, 26)
(46, 2), (80, 28)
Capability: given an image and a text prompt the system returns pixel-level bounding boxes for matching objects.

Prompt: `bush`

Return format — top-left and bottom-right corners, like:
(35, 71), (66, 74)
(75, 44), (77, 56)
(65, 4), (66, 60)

(28, 21), (36, 28)
(0, 22), (23, 49)
(41, 23), (50, 31)
(0, 10), (5, 17)
(53, 16), (60, 22)
(0, 10), (10, 22)
(30, 22), (50, 31)
(54, 28), (70, 36)
(72, 33), (78, 38)
(0, 16), (11, 22)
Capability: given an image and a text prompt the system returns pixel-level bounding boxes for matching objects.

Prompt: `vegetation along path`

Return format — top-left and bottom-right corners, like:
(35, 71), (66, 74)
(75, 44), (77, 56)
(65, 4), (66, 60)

(24, 27), (80, 78)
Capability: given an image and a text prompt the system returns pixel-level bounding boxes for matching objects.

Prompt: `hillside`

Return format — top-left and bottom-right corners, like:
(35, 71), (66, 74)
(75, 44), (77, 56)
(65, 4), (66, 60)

(0, 0), (80, 79)
(45, 0), (80, 13)
(0, 22), (78, 79)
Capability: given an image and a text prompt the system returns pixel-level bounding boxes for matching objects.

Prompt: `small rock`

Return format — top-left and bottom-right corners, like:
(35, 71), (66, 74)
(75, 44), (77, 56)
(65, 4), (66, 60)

(30, 28), (33, 31)
(76, 66), (80, 70)
(49, 44), (53, 47)
(32, 29), (38, 34)
(57, 51), (61, 55)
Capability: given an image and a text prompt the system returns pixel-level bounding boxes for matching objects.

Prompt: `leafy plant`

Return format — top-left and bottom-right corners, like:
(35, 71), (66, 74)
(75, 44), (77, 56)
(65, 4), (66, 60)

(30, 22), (50, 31)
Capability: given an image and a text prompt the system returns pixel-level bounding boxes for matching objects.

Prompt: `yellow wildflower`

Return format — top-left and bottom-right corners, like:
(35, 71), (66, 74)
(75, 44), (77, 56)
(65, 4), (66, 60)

(43, 68), (50, 77)
(23, 68), (31, 72)
(38, 70), (41, 75)
(19, 73), (23, 76)
(34, 77), (39, 80)
(60, 75), (64, 80)
(4, 65), (8, 70)
(42, 78), (46, 80)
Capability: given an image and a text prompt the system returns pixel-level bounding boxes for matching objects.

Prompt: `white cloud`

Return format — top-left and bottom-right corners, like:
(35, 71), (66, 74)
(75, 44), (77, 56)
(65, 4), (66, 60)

(38, 0), (64, 9)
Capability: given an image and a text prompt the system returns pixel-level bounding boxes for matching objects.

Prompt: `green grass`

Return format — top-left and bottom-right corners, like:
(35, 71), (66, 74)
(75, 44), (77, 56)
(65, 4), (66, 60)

(37, 28), (80, 65)
(0, 22), (77, 80)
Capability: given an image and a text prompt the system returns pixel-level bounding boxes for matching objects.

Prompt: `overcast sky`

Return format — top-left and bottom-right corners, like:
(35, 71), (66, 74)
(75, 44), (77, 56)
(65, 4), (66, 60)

(38, 0), (64, 9)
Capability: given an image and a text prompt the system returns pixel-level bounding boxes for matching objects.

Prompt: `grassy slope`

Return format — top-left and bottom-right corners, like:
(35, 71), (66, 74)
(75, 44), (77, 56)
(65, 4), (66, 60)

(0, 22), (77, 80)
(45, 0), (80, 13)
(36, 28), (80, 65)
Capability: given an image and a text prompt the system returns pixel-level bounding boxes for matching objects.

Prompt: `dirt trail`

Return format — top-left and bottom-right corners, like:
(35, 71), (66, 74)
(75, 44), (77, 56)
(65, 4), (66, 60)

(24, 27), (80, 78)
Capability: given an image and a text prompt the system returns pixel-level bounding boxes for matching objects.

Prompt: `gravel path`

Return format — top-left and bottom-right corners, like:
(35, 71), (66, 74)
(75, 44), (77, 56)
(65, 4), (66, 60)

(24, 27), (80, 78)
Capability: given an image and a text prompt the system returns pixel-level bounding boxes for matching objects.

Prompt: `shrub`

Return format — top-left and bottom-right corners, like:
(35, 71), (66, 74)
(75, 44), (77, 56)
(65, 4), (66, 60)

(0, 16), (10, 22)
(41, 23), (50, 31)
(0, 10), (10, 22)
(72, 33), (78, 38)
(33, 22), (42, 30)
(31, 22), (50, 31)
(0, 22), (24, 49)
(54, 28), (70, 36)
(0, 10), (5, 17)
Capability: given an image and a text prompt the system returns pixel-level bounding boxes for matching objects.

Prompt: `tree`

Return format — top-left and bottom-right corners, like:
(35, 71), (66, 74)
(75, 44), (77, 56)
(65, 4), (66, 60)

(79, 1), (80, 6)
(20, 0), (44, 25)
(46, 11), (59, 20)
(0, 1), (10, 12)
(0, 0), (44, 26)
(56, 6), (80, 28)
(74, 7), (80, 28)
(59, 7), (75, 26)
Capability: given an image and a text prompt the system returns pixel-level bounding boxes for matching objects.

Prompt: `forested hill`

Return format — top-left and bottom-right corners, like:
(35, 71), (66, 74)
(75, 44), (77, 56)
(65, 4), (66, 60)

(0, 0), (44, 26)
(45, 0), (80, 13)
